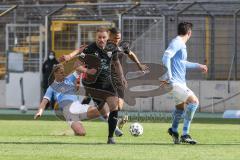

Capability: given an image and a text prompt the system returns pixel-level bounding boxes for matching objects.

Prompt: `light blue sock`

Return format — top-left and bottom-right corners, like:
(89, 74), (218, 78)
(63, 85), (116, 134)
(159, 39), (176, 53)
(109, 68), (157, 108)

(171, 109), (184, 133)
(98, 112), (109, 122)
(98, 116), (108, 122)
(183, 103), (198, 135)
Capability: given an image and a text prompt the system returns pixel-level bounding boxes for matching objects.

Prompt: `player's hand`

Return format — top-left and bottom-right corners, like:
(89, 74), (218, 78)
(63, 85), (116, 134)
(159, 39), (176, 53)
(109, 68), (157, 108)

(34, 109), (43, 119)
(199, 64), (208, 73)
(160, 80), (170, 84)
(159, 79), (171, 88)
(58, 45), (87, 62)
(58, 54), (71, 62)
(138, 64), (149, 72)
(86, 68), (97, 75)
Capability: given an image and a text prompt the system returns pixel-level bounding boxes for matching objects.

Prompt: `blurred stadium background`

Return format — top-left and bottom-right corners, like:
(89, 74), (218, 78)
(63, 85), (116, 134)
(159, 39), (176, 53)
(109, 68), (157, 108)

(0, 0), (240, 117)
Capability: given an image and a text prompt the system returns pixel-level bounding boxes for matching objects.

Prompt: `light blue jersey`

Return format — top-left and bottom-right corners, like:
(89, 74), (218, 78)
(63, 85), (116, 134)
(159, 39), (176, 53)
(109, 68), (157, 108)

(162, 36), (200, 84)
(43, 72), (79, 107)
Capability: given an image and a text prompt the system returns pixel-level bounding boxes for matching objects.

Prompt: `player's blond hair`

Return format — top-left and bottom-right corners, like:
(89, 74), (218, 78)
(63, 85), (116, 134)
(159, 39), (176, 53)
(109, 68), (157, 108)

(52, 64), (64, 73)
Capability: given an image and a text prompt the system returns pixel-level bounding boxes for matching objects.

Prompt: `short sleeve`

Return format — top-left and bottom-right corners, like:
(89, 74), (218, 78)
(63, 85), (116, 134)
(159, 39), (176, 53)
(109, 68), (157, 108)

(112, 51), (119, 61)
(119, 41), (130, 54)
(43, 86), (54, 101)
(123, 48), (130, 54)
(82, 46), (91, 55)
(78, 45), (93, 62)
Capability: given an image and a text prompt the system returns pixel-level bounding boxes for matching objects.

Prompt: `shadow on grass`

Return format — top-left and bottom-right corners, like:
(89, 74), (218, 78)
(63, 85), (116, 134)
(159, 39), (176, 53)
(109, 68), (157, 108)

(0, 115), (59, 121)
(0, 115), (240, 125)
(0, 141), (240, 146)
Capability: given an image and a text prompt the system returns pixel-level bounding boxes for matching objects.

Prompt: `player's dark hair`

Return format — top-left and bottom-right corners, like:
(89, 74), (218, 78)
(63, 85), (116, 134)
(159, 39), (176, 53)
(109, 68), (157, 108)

(177, 22), (193, 35)
(109, 27), (121, 35)
(96, 26), (109, 33)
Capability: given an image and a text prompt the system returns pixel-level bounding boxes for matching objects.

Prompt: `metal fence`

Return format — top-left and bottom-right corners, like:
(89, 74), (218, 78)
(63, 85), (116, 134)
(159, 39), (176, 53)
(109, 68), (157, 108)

(173, 2), (240, 80)
(122, 16), (165, 64)
(0, 5), (58, 78)
(0, 1), (240, 111)
(0, 1), (240, 80)
(121, 1), (240, 80)
(5, 24), (44, 73)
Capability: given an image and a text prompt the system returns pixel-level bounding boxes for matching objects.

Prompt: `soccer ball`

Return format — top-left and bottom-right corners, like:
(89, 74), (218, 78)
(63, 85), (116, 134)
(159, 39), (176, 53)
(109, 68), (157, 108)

(129, 122), (143, 136)
(20, 105), (27, 113)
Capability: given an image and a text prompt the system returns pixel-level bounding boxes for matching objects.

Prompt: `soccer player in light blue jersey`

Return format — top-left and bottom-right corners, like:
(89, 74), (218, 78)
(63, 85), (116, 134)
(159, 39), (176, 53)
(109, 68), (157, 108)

(162, 22), (208, 144)
(34, 64), (101, 136)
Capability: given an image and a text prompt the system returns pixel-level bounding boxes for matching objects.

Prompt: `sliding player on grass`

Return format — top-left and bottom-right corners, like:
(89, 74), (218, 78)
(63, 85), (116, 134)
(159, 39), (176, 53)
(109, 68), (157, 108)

(34, 64), (101, 136)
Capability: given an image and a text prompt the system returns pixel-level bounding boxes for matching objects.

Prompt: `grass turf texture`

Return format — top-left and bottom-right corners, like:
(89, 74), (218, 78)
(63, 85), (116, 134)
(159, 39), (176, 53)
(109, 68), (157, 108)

(0, 119), (239, 160)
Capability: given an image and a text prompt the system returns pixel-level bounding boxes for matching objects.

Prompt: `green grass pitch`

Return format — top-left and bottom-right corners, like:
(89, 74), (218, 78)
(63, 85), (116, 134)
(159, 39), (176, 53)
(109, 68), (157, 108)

(0, 118), (239, 160)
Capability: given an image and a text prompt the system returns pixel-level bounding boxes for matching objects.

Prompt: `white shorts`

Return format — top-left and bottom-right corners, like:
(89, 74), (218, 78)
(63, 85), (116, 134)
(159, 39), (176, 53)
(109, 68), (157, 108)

(69, 101), (90, 114)
(62, 101), (90, 126)
(169, 83), (195, 105)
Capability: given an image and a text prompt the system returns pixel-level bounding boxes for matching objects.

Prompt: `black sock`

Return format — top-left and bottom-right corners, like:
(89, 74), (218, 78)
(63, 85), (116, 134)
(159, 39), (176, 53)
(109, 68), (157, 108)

(108, 110), (118, 138)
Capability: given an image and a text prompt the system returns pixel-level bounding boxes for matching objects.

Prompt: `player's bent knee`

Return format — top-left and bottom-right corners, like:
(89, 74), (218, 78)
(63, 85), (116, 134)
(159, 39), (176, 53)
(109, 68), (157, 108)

(106, 96), (119, 111)
(186, 95), (199, 105)
(117, 98), (124, 110)
(71, 121), (86, 136)
(108, 102), (118, 112)
(176, 103), (185, 110)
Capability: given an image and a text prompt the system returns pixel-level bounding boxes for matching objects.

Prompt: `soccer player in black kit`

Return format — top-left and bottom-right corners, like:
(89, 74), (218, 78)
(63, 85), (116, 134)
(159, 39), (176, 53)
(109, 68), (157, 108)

(108, 27), (148, 110)
(60, 27), (125, 144)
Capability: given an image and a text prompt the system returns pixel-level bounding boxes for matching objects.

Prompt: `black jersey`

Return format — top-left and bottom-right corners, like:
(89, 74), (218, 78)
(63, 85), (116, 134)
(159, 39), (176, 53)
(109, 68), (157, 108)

(110, 43), (130, 83)
(80, 42), (118, 89)
(110, 43), (134, 98)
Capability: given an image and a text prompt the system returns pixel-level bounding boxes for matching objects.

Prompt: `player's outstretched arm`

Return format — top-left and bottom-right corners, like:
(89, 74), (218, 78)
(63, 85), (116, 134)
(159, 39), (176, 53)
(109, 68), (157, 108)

(199, 64), (208, 73)
(34, 98), (49, 119)
(58, 45), (87, 62)
(128, 51), (149, 72)
(184, 61), (208, 73)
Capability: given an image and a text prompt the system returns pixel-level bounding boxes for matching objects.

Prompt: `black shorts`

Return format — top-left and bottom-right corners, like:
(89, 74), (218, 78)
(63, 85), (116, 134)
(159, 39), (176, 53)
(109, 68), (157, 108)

(81, 86), (124, 105)
(83, 85), (117, 110)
